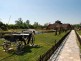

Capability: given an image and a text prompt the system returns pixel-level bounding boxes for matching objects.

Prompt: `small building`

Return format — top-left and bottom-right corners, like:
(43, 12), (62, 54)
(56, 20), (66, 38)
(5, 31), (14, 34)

(47, 20), (72, 31)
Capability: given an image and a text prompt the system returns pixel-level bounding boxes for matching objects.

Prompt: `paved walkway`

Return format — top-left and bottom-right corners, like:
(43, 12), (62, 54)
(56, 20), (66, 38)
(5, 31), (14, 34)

(49, 30), (81, 61)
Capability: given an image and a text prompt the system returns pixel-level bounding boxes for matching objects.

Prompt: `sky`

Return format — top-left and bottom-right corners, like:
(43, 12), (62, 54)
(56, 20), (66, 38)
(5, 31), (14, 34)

(0, 0), (81, 25)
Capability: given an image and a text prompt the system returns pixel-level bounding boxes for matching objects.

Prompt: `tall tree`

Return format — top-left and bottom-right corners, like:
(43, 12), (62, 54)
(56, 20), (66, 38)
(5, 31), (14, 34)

(44, 23), (49, 28)
(15, 18), (23, 28)
(26, 20), (30, 25)
(33, 22), (39, 28)
(25, 20), (30, 28)
(15, 18), (23, 25)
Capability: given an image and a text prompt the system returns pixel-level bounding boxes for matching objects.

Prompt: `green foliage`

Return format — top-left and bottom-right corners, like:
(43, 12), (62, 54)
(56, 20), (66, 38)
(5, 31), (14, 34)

(14, 18), (43, 29)
(15, 18), (24, 28)
(73, 24), (81, 29)
(43, 23), (49, 28)
(6, 24), (18, 29)
(33, 22), (39, 28)
(33, 22), (43, 29)
(0, 21), (7, 30)
(26, 20), (30, 25)
(0, 18), (48, 30)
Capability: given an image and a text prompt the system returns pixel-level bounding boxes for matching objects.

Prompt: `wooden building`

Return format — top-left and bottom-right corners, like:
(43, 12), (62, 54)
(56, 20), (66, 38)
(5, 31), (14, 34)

(47, 20), (72, 31)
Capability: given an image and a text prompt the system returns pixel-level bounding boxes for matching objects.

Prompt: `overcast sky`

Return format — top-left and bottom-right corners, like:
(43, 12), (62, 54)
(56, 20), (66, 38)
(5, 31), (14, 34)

(0, 0), (81, 25)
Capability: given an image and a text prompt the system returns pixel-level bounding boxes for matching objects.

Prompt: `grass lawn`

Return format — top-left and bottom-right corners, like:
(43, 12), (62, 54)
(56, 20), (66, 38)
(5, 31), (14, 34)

(0, 32), (67, 61)
(77, 30), (81, 35)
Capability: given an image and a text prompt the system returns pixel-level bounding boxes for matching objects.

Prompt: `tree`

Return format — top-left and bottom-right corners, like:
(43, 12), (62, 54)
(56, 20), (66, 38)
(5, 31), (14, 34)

(15, 18), (23, 28)
(26, 20), (30, 25)
(55, 20), (62, 24)
(15, 18), (23, 25)
(0, 21), (7, 30)
(25, 20), (30, 28)
(43, 23), (49, 29)
(33, 22), (39, 28)
(0, 21), (3, 26)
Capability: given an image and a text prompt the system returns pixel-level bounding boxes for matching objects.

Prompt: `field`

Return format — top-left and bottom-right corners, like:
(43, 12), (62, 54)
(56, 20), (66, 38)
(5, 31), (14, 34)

(0, 32), (67, 61)
(77, 30), (81, 35)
